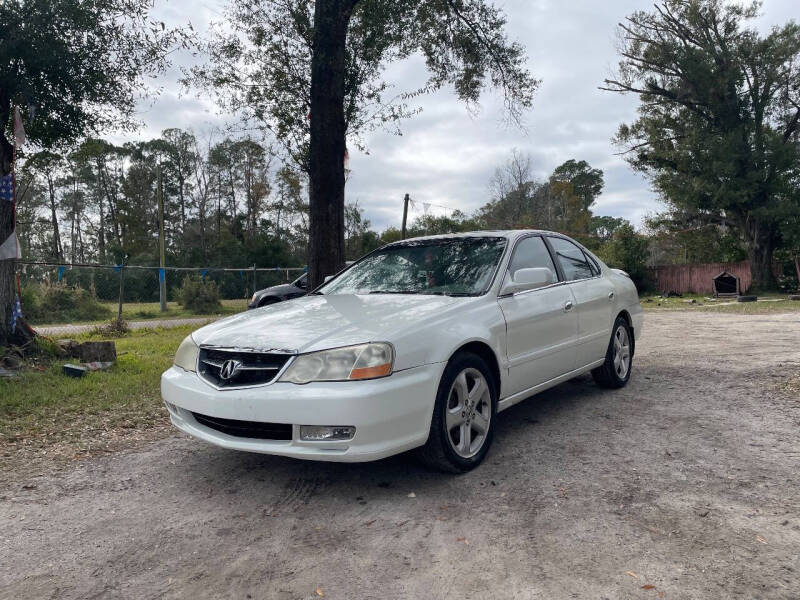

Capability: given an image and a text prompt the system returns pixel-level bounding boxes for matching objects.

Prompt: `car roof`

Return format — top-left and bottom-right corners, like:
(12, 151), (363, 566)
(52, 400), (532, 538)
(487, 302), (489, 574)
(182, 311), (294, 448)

(385, 229), (561, 245)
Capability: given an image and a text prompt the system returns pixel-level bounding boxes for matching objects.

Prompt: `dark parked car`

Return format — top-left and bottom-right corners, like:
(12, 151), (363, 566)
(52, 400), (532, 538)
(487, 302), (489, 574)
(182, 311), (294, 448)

(248, 273), (308, 309)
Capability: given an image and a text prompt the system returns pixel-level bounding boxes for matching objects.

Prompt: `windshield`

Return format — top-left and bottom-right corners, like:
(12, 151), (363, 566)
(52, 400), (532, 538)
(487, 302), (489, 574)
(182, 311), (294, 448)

(318, 237), (507, 296)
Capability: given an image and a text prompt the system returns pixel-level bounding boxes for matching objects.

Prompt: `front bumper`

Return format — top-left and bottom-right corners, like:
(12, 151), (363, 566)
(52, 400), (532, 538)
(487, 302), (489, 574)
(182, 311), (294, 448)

(160, 362), (444, 462)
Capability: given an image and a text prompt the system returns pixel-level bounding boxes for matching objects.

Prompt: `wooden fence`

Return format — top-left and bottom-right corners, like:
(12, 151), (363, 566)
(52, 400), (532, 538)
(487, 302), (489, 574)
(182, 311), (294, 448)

(650, 261), (752, 295)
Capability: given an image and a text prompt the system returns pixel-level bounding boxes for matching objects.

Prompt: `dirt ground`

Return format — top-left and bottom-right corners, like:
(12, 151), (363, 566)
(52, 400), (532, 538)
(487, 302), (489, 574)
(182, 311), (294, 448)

(2, 311), (799, 600)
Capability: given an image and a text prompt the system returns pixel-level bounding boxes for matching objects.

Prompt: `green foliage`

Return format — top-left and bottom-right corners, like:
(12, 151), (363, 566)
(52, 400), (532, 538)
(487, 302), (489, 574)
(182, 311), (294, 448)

(22, 283), (112, 324)
(598, 224), (652, 292)
(550, 160), (604, 211)
(0, 0), (189, 148)
(645, 210), (747, 265)
(604, 0), (800, 289)
(408, 212), (477, 237)
(477, 151), (602, 236)
(187, 0), (538, 170)
(177, 277), (222, 313)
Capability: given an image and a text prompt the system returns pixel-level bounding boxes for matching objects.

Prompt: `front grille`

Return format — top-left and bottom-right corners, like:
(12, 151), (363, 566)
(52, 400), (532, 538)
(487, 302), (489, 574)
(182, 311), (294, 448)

(192, 412), (293, 440)
(197, 347), (292, 388)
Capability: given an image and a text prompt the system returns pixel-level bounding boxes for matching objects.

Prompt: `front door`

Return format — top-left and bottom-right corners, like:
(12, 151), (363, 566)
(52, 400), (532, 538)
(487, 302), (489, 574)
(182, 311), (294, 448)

(497, 235), (578, 396)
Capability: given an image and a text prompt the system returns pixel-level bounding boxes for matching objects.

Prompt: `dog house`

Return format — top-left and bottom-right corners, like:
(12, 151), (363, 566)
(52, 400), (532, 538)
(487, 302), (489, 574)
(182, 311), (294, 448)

(713, 270), (739, 297)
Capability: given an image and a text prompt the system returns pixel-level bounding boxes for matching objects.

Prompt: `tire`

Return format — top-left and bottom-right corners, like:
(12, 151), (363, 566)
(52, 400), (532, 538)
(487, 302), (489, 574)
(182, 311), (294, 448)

(416, 352), (497, 473)
(592, 316), (633, 389)
(737, 295), (757, 303)
(258, 297), (279, 308)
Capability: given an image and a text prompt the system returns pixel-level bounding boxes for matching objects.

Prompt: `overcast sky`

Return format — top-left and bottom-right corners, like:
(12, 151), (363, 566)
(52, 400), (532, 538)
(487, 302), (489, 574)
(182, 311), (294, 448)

(128, 0), (798, 232)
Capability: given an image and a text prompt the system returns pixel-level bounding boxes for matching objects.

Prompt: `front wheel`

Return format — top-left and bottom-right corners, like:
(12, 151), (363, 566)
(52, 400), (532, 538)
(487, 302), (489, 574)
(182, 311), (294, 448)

(416, 352), (497, 473)
(592, 316), (633, 389)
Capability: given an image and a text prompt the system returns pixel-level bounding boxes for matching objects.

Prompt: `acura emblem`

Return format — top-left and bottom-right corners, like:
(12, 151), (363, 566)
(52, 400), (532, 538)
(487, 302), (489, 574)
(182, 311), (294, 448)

(219, 359), (242, 381)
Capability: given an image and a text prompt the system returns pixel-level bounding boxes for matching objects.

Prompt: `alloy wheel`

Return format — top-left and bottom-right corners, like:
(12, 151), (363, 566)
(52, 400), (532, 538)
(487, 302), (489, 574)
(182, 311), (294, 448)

(613, 325), (631, 379)
(445, 368), (492, 458)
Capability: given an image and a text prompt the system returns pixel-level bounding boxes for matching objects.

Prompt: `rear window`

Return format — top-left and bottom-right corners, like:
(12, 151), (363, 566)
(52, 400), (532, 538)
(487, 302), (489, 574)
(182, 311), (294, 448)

(548, 237), (595, 281)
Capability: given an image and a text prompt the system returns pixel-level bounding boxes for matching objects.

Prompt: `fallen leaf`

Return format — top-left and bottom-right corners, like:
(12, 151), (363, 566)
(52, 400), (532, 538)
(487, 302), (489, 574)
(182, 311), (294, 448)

(642, 584), (656, 590)
(626, 571), (638, 579)
(364, 519), (376, 526)
(456, 537), (470, 544)
(756, 535), (767, 544)
(316, 588), (323, 597)
(407, 492), (416, 498)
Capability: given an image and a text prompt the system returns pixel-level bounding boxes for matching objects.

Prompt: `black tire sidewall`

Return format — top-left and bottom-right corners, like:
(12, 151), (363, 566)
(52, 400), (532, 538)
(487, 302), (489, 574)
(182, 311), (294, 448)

(434, 353), (498, 471)
(259, 297), (279, 308)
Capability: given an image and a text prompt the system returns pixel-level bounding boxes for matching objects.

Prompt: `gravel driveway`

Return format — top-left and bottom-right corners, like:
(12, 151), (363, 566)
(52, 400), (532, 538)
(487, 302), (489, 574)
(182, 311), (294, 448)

(2, 311), (799, 599)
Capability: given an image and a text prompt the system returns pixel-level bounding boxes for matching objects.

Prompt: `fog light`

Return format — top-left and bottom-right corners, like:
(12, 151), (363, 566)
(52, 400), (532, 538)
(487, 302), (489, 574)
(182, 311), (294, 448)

(300, 425), (355, 441)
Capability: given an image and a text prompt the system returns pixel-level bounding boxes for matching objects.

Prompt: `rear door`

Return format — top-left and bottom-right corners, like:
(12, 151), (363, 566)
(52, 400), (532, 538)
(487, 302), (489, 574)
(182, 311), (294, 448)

(546, 236), (614, 368)
(498, 235), (579, 396)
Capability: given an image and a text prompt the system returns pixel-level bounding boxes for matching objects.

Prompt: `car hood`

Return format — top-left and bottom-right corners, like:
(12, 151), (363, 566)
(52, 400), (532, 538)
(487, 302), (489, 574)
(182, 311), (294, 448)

(192, 293), (468, 356)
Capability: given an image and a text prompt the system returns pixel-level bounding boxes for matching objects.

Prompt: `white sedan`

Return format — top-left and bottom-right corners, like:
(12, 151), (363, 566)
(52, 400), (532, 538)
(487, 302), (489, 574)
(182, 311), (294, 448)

(162, 230), (643, 472)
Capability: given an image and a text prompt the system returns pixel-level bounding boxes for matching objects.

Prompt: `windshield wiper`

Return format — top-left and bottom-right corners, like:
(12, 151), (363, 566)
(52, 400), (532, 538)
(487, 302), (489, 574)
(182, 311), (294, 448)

(368, 290), (425, 295)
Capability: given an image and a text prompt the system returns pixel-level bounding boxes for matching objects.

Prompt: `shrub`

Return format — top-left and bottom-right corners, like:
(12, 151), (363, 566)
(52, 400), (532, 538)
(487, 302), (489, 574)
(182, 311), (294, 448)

(21, 283), (112, 324)
(92, 318), (130, 338)
(597, 224), (654, 293)
(177, 276), (222, 313)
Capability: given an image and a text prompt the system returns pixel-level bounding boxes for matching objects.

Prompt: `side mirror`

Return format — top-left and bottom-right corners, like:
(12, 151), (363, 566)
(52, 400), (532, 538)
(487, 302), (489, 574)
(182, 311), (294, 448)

(323, 275), (334, 283)
(500, 267), (555, 296)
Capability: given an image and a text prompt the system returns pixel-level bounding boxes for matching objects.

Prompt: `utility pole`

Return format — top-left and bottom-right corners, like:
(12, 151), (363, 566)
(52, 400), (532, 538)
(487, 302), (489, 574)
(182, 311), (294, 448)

(401, 193), (410, 239)
(157, 164), (167, 312)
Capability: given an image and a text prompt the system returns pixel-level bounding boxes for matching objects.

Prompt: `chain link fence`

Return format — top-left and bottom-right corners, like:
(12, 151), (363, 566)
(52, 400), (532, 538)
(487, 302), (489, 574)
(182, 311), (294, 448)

(17, 261), (305, 337)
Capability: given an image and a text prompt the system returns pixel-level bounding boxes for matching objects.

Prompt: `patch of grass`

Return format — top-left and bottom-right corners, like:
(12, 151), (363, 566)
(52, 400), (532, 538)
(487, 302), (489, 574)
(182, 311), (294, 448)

(640, 293), (800, 313)
(0, 325), (193, 459)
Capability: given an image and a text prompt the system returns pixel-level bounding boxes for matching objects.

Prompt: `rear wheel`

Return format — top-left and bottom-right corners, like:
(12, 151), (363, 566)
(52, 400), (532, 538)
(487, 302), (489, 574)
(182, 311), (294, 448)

(592, 316), (633, 389)
(416, 352), (497, 473)
(258, 297), (279, 308)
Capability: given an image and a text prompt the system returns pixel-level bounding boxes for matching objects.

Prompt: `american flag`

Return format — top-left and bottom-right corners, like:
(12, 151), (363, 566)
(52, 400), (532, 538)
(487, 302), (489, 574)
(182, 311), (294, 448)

(0, 174), (13, 202)
(10, 297), (23, 334)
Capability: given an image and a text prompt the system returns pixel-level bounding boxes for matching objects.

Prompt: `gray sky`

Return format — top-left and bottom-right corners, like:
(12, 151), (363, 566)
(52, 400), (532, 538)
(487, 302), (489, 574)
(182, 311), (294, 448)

(130, 0), (798, 232)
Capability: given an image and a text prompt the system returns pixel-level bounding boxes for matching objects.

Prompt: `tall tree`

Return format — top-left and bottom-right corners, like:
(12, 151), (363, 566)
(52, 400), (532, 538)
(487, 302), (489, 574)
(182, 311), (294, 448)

(191, 0), (538, 287)
(550, 159), (604, 211)
(24, 151), (65, 260)
(0, 0), (187, 346)
(602, 0), (800, 290)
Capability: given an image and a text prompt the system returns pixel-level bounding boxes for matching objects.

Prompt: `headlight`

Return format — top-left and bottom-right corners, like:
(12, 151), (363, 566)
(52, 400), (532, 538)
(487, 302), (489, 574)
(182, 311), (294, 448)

(173, 335), (199, 372)
(279, 343), (394, 384)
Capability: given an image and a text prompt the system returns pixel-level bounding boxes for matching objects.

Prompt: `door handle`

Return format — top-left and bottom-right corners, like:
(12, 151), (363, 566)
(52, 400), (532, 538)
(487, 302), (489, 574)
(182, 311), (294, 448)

(608, 291), (615, 300)
(564, 300), (574, 312)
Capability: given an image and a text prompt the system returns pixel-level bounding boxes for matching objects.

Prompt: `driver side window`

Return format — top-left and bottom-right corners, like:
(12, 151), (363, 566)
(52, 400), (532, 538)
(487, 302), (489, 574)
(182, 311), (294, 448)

(508, 236), (557, 281)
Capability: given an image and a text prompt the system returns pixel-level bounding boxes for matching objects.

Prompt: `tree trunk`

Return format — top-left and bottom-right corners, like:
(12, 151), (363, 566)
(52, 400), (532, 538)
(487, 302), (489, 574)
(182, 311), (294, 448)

(307, 0), (356, 288)
(179, 171), (186, 235)
(47, 176), (62, 260)
(746, 226), (778, 292)
(0, 100), (33, 347)
(795, 255), (800, 291)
